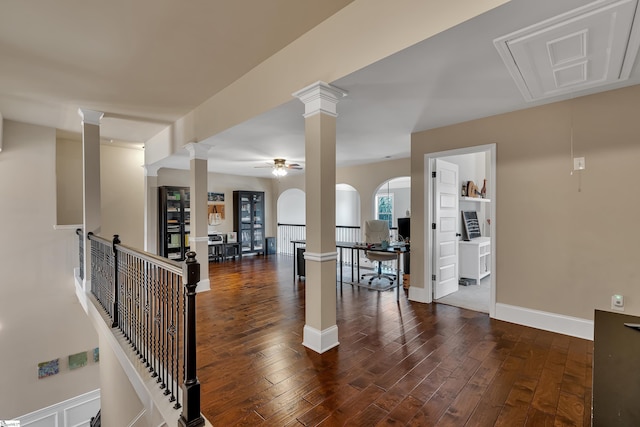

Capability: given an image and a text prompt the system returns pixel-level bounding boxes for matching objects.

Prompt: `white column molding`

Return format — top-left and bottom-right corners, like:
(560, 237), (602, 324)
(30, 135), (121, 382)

(303, 251), (338, 262)
(78, 108), (104, 125)
(79, 109), (103, 291)
(293, 81), (347, 118)
(143, 164), (160, 177)
(184, 142), (212, 160)
(303, 325), (340, 354)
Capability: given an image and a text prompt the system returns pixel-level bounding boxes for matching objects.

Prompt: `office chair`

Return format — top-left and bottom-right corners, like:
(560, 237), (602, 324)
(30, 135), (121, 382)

(361, 219), (397, 285)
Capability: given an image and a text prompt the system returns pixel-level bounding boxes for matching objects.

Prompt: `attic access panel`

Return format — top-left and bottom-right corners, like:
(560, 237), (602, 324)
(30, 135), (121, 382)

(494, 0), (640, 101)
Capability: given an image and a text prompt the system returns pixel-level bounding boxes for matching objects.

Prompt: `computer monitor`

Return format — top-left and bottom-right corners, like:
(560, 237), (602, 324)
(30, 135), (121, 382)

(397, 217), (410, 242)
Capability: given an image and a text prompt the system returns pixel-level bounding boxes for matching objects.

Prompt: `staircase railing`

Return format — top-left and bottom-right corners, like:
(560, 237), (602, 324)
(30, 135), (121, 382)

(86, 232), (204, 427)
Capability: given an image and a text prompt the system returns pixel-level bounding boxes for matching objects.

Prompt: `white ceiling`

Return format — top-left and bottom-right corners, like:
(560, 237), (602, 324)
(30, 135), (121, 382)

(2, 0), (639, 178)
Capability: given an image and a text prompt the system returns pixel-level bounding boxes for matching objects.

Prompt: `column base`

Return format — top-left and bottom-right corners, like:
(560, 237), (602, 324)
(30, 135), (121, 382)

(302, 324), (339, 354)
(408, 284), (430, 303)
(196, 279), (211, 293)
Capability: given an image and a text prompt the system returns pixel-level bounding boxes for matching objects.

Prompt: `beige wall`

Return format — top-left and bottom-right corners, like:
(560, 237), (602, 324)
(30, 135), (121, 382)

(275, 157), (410, 229)
(55, 138), (145, 249)
(100, 144), (145, 249)
(411, 84), (640, 320)
(146, 0), (509, 157)
(0, 120), (99, 417)
(56, 138), (83, 225)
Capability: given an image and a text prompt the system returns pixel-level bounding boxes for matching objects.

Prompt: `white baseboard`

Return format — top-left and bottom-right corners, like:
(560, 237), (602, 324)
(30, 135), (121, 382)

(494, 303), (594, 341)
(197, 278), (211, 293)
(302, 325), (339, 353)
(408, 285), (430, 303)
(17, 389), (100, 427)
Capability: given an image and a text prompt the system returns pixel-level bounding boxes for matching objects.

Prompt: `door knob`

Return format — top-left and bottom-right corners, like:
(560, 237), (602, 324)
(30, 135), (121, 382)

(456, 233), (462, 237)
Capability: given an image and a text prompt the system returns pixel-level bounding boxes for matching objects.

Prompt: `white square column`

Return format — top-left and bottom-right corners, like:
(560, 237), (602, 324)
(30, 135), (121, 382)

(293, 82), (347, 353)
(185, 143), (211, 292)
(78, 108), (104, 291)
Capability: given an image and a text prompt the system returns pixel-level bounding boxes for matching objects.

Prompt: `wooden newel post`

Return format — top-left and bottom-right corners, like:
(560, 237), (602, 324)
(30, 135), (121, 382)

(179, 251), (204, 427)
(112, 235), (120, 328)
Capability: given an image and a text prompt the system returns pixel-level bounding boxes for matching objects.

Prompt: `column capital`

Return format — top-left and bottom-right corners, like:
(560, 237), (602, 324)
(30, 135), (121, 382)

(184, 142), (212, 160)
(77, 108), (104, 125)
(143, 164), (161, 177)
(293, 81), (347, 118)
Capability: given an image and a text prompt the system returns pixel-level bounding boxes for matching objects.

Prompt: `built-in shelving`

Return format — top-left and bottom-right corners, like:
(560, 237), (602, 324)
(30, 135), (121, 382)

(460, 196), (491, 203)
(159, 186), (190, 261)
(233, 191), (265, 255)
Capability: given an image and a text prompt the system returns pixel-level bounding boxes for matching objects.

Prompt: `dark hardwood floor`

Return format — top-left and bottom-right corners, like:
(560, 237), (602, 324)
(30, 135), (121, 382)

(196, 254), (592, 426)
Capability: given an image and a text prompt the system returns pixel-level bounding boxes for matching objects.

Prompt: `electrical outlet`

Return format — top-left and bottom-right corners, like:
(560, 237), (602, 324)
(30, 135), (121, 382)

(573, 157), (586, 171)
(612, 294), (624, 311)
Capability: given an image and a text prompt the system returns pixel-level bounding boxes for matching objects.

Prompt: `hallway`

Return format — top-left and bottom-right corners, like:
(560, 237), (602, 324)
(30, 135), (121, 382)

(196, 255), (592, 426)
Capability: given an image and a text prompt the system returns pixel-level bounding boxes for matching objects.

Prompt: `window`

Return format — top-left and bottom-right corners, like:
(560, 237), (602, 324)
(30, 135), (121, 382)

(375, 194), (393, 228)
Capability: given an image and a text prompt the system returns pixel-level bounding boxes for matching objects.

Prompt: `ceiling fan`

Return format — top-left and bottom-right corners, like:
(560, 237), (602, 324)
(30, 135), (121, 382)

(255, 158), (303, 176)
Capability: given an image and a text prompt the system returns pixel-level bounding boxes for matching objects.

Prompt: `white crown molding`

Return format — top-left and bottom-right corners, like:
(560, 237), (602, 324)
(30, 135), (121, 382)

(184, 142), (212, 160)
(143, 164), (160, 177)
(293, 81), (347, 118)
(77, 108), (104, 125)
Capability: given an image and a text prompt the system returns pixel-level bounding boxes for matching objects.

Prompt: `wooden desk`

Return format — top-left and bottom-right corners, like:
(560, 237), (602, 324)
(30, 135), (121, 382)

(291, 240), (408, 301)
(208, 241), (241, 262)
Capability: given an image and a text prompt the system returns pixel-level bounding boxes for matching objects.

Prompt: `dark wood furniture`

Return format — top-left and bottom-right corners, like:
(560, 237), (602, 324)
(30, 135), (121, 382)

(233, 190), (265, 255)
(158, 186), (190, 261)
(593, 309), (640, 426)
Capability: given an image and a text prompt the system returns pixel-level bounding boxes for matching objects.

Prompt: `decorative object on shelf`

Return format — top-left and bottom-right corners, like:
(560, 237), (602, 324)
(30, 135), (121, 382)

(461, 182), (467, 196)
(208, 191), (225, 225)
(480, 179), (487, 198)
(207, 192), (224, 202)
(467, 180), (478, 198)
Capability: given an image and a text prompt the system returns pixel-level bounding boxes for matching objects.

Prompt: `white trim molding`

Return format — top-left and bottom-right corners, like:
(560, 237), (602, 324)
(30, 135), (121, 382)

(77, 108), (104, 125)
(17, 389), (100, 427)
(495, 303), (594, 340)
(184, 142), (212, 160)
(408, 284), (430, 303)
(197, 278), (211, 293)
(302, 324), (339, 353)
(293, 81), (347, 118)
(303, 251), (338, 262)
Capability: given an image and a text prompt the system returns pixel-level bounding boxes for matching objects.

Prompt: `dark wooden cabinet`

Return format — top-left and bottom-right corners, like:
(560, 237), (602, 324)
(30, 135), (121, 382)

(233, 191), (265, 255)
(593, 309), (640, 426)
(159, 186), (190, 261)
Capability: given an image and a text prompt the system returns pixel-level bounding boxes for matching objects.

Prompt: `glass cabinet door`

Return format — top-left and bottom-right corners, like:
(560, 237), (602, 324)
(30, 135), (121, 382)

(252, 193), (263, 251)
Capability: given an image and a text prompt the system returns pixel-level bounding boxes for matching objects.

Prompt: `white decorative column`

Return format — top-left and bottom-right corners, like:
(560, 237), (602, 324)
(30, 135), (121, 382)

(144, 164), (160, 254)
(293, 81), (347, 353)
(78, 108), (104, 290)
(184, 143), (211, 292)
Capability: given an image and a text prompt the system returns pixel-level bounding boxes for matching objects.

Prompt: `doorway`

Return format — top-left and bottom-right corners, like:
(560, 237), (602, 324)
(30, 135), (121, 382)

(425, 144), (496, 316)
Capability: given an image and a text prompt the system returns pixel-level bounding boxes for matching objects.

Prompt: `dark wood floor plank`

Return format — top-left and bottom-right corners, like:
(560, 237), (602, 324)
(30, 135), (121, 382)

(195, 255), (593, 426)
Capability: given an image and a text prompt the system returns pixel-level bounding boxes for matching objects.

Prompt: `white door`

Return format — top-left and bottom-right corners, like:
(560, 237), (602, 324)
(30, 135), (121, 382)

(433, 159), (459, 299)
